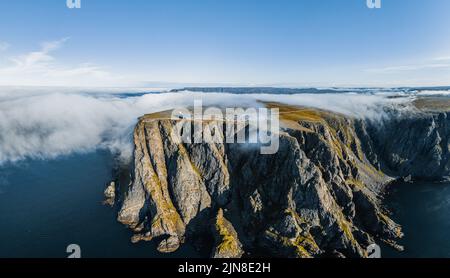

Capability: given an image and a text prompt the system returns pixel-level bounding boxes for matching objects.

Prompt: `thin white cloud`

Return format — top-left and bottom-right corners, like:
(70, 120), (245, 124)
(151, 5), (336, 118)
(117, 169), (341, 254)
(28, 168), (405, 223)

(5, 38), (68, 72)
(0, 38), (134, 87)
(366, 63), (450, 73)
(433, 56), (450, 62)
(0, 42), (9, 51)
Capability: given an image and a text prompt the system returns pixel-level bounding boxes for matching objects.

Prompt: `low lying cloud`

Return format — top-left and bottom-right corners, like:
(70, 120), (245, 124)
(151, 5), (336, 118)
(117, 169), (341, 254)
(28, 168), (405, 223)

(0, 88), (413, 164)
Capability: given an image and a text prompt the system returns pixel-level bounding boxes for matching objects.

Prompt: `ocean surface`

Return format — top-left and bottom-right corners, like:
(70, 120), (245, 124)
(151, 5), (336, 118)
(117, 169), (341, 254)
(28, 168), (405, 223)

(383, 181), (450, 258)
(1, 152), (450, 258)
(0, 151), (202, 258)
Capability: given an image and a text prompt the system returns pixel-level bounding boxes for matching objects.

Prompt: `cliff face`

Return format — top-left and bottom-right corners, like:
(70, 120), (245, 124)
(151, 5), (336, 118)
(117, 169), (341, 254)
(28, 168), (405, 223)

(115, 102), (450, 258)
(362, 113), (450, 180)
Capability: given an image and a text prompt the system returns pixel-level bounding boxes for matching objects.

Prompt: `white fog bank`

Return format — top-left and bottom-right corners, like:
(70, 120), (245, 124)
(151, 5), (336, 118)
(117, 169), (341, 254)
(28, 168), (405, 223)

(0, 88), (414, 164)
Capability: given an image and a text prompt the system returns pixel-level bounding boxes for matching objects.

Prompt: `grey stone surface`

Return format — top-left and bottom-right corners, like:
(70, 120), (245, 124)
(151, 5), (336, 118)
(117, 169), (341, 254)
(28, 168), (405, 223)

(115, 106), (450, 257)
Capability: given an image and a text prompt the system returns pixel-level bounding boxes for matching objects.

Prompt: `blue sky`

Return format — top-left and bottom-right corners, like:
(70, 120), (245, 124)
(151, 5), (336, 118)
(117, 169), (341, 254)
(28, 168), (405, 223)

(0, 0), (449, 87)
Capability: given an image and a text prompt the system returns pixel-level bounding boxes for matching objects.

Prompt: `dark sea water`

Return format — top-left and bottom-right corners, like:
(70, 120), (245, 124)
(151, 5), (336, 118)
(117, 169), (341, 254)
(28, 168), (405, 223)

(383, 181), (450, 258)
(0, 151), (202, 258)
(2, 151), (450, 258)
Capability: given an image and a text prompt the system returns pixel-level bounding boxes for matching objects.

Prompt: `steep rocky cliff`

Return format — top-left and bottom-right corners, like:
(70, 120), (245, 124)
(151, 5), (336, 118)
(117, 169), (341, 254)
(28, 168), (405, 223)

(114, 100), (450, 258)
(361, 101), (450, 181)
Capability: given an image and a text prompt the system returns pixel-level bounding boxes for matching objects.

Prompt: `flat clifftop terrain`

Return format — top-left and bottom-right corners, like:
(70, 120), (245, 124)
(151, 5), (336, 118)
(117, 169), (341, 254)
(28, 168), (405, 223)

(413, 97), (450, 112)
(112, 98), (450, 258)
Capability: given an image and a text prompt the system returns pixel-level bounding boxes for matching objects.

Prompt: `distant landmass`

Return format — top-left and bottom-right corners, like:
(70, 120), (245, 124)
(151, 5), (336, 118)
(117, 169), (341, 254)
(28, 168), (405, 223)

(170, 86), (450, 95)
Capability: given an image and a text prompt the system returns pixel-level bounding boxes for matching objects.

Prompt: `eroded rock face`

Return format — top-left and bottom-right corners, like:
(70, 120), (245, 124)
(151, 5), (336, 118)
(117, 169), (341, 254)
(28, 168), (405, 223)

(115, 105), (450, 258)
(211, 209), (244, 258)
(362, 112), (450, 180)
(103, 181), (116, 206)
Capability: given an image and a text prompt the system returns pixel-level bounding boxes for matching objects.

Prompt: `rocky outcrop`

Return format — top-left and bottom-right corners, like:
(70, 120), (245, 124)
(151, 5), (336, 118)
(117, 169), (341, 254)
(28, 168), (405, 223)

(118, 120), (186, 253)
(211, 209), (244, 258)
(103, 181), (116, 206)
(115, 101), (450, 258)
